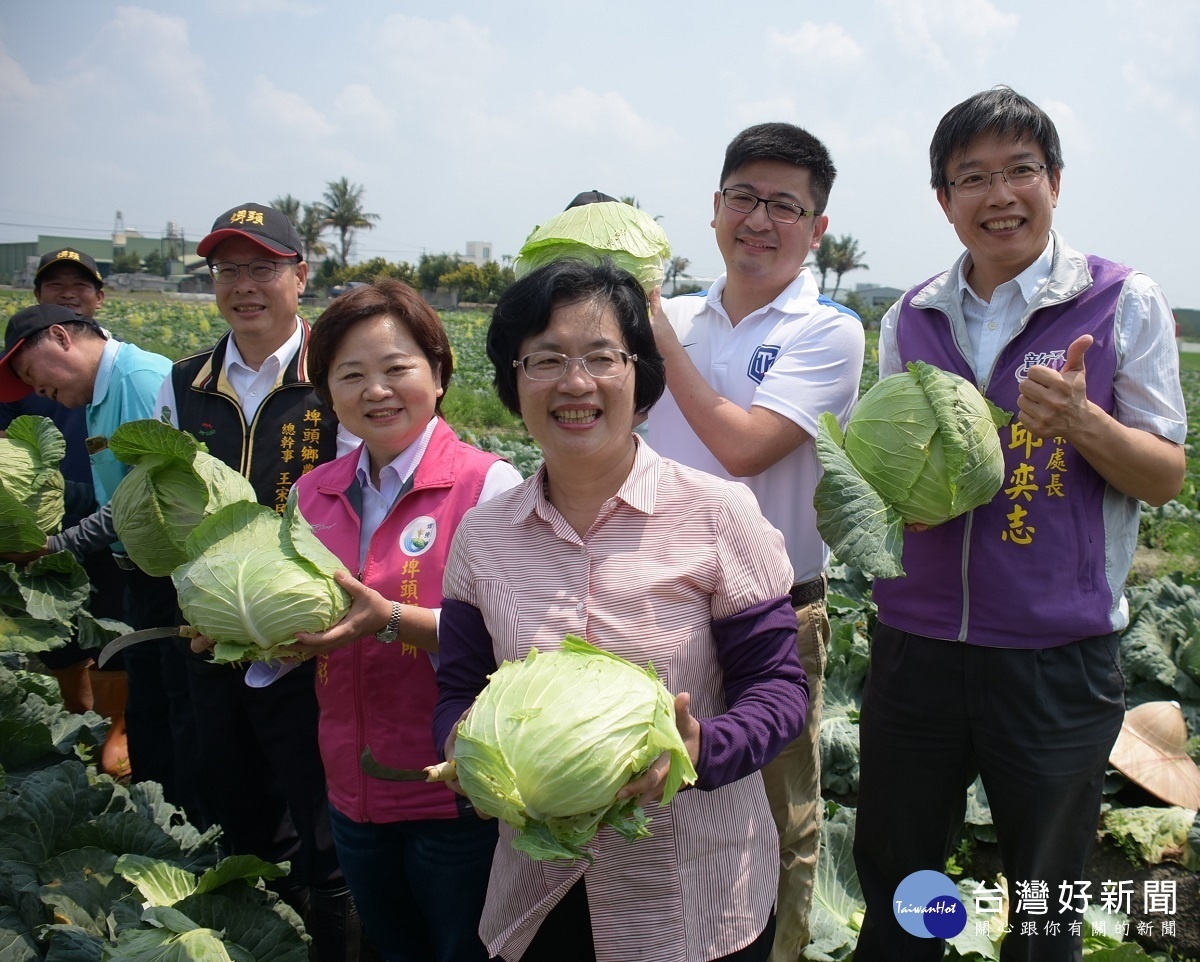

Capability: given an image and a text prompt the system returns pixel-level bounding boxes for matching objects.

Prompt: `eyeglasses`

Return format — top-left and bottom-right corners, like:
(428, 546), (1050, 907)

(719, 188), (818, 224)
(514, 349), (637, 381)
(948, 163), (1049, 197)
(209, 260), (292, 284)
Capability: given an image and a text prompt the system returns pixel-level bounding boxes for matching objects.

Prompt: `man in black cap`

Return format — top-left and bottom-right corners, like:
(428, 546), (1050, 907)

(0, 249), (124, 726)
(155, 203), (358, 961)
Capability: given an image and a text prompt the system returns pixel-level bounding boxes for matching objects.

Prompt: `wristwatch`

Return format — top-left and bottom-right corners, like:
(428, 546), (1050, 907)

(375, 602), (403, 644)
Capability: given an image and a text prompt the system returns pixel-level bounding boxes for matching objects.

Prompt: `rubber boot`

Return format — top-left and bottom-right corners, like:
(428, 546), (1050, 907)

(89, 669), (132, 779)
(47, 658), (94, 714)
(306, 885), (364, 962)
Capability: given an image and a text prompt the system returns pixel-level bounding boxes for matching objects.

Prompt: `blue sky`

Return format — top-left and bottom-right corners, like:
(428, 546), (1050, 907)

(2, 1), (1198, 306)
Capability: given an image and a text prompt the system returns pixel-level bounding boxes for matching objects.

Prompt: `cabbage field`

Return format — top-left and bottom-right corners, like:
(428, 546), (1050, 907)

(2, 288), (1200, 960)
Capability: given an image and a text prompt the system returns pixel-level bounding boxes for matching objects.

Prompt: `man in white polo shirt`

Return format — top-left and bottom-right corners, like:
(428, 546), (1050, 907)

(647, 122), (864, 962)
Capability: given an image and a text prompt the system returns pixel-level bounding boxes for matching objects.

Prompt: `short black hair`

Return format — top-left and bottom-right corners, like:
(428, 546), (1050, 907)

(487, 258), (666, 417)
(308, 279), (452, 413)
(930, 86), (1064, 191)
(720, 122), (837, 212)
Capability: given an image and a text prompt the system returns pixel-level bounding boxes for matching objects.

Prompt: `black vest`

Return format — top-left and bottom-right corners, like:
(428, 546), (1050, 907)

(170, 324), (339, 512)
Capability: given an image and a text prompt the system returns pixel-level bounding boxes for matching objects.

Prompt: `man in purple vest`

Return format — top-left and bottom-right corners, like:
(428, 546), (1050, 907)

(853, 87), (1186, 961)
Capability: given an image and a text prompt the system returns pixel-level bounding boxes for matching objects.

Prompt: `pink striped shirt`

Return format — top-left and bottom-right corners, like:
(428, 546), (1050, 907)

(438, 439), (802, 962)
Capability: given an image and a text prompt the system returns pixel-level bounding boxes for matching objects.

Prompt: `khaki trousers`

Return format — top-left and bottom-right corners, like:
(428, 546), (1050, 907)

(761, 594), (830, 962)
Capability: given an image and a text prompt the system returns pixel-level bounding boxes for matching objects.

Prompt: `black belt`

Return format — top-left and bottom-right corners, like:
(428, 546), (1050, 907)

(789, 576), (826, 607)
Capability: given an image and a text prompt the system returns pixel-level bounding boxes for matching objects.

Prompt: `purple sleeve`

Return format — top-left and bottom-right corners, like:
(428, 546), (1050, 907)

(695, 595), (808, 791)
(432, 598), (496, 756)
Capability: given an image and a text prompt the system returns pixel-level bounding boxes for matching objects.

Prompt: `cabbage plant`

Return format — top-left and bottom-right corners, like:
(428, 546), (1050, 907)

(454, 635), (697, 862)
(0, 415), (66, 553)
(172, 500), (351, 664)
(109, 418), (257, 576)
(814, 361), (1011, 579)
(513, 201), (671, 293)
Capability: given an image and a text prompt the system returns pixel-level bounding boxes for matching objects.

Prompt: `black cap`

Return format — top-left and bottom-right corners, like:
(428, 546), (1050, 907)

(197, 203), (304, 259)
(0, 304), (98, 402)
(564, 190), (619, 210)
(35, 248), (103, 288)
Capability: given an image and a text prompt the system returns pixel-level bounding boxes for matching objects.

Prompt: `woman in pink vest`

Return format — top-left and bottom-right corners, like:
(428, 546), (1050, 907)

(288, 280), (523, 962)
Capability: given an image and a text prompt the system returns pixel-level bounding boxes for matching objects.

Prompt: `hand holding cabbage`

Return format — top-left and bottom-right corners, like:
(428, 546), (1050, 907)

(442, 635), (698, 862)
(814, 361), (1012, 579)
(513, 202), (671, 294)
(172, 500), (352, 665)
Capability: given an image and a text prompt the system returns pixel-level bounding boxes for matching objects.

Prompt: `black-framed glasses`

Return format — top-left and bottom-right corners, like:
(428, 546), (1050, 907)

(514, 349), (638, 381)
(948, 163), (1049, 197)
(209, 260), (292, 284)
(719, 188), (818, 224)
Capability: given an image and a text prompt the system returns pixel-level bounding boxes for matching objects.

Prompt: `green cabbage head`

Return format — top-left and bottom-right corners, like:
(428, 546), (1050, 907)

(513, 201), (671, 293)
(814, 361), (1012, 579)
(454, 635), (697, 862)
(172, 499), (351, 664)
(110, 419), (257, 576)
(0, 415), (66, 552)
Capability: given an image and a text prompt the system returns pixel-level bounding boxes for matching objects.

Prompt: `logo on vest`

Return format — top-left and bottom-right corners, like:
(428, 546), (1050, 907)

(1014, 349), (1066, 382)
(401, 516), (437, 556)
(747, 344), (781, 384)
(198, 421), (216, 437)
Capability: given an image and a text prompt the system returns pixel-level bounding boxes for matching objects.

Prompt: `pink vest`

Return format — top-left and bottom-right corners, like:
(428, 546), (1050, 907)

(293, 418), (500, 822)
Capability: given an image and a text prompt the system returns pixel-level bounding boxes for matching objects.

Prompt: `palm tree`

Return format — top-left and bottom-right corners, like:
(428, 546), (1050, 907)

(298, 203), (329, 264)
(664, 256), (690, 293)
(321, 177), (380, 267)
(271, 194), (302, 227)
(814, 235), (837, 292)
(829, 235), (869, 299)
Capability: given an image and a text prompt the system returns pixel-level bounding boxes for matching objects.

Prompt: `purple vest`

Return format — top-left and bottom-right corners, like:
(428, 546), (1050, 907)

(873, 256), (1131, 648)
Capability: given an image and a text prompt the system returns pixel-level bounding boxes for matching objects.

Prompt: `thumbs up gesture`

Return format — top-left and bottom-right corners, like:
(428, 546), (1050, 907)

(1017, 334), (1092, 439)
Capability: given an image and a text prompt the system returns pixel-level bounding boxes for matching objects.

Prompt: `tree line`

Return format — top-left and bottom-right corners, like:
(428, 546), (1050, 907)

(108, 180), (873, 311)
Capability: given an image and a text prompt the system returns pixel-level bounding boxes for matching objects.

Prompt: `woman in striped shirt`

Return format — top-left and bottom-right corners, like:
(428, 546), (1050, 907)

(433, 259), (809, 962)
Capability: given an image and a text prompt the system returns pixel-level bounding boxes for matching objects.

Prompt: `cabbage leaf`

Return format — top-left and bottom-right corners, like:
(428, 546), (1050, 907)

(513, 202), (671, 293)
(109, 419), (257, 576)
(0, 415), (66, 553)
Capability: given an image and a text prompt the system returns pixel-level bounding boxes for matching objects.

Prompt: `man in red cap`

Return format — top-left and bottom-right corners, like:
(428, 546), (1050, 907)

(155, 203), (358, 961)
(0, 299), (198, 807)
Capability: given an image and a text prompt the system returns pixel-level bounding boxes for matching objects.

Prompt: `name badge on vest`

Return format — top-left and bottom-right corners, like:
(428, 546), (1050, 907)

(401, 516), (437, 556)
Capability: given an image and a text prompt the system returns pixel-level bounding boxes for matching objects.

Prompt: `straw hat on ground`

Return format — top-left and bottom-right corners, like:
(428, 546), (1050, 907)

(1109, 700), (1200, 810)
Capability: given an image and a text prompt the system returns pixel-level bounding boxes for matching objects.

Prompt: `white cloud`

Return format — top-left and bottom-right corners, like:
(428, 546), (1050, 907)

(534, 87), (671, 147)
(206, 0), (320, 16)
(250, 75), (335, 137)
(879, 0), (1017, 69)
(768, 22), (865, 69)
(332, 83), (396, 134)
(94, 6), (212, 111)
(0, 42), (35, 101)
(1121, 62), (1197, 136)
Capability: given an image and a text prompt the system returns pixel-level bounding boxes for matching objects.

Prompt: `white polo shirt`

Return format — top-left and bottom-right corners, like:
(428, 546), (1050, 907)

(647, 269), (865, 582)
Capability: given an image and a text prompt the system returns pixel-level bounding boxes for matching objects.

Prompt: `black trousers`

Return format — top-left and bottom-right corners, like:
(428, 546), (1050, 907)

(122, 566), (208, 827)
(853, 624), (1125, 962)
(184, 653), (341, 895)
